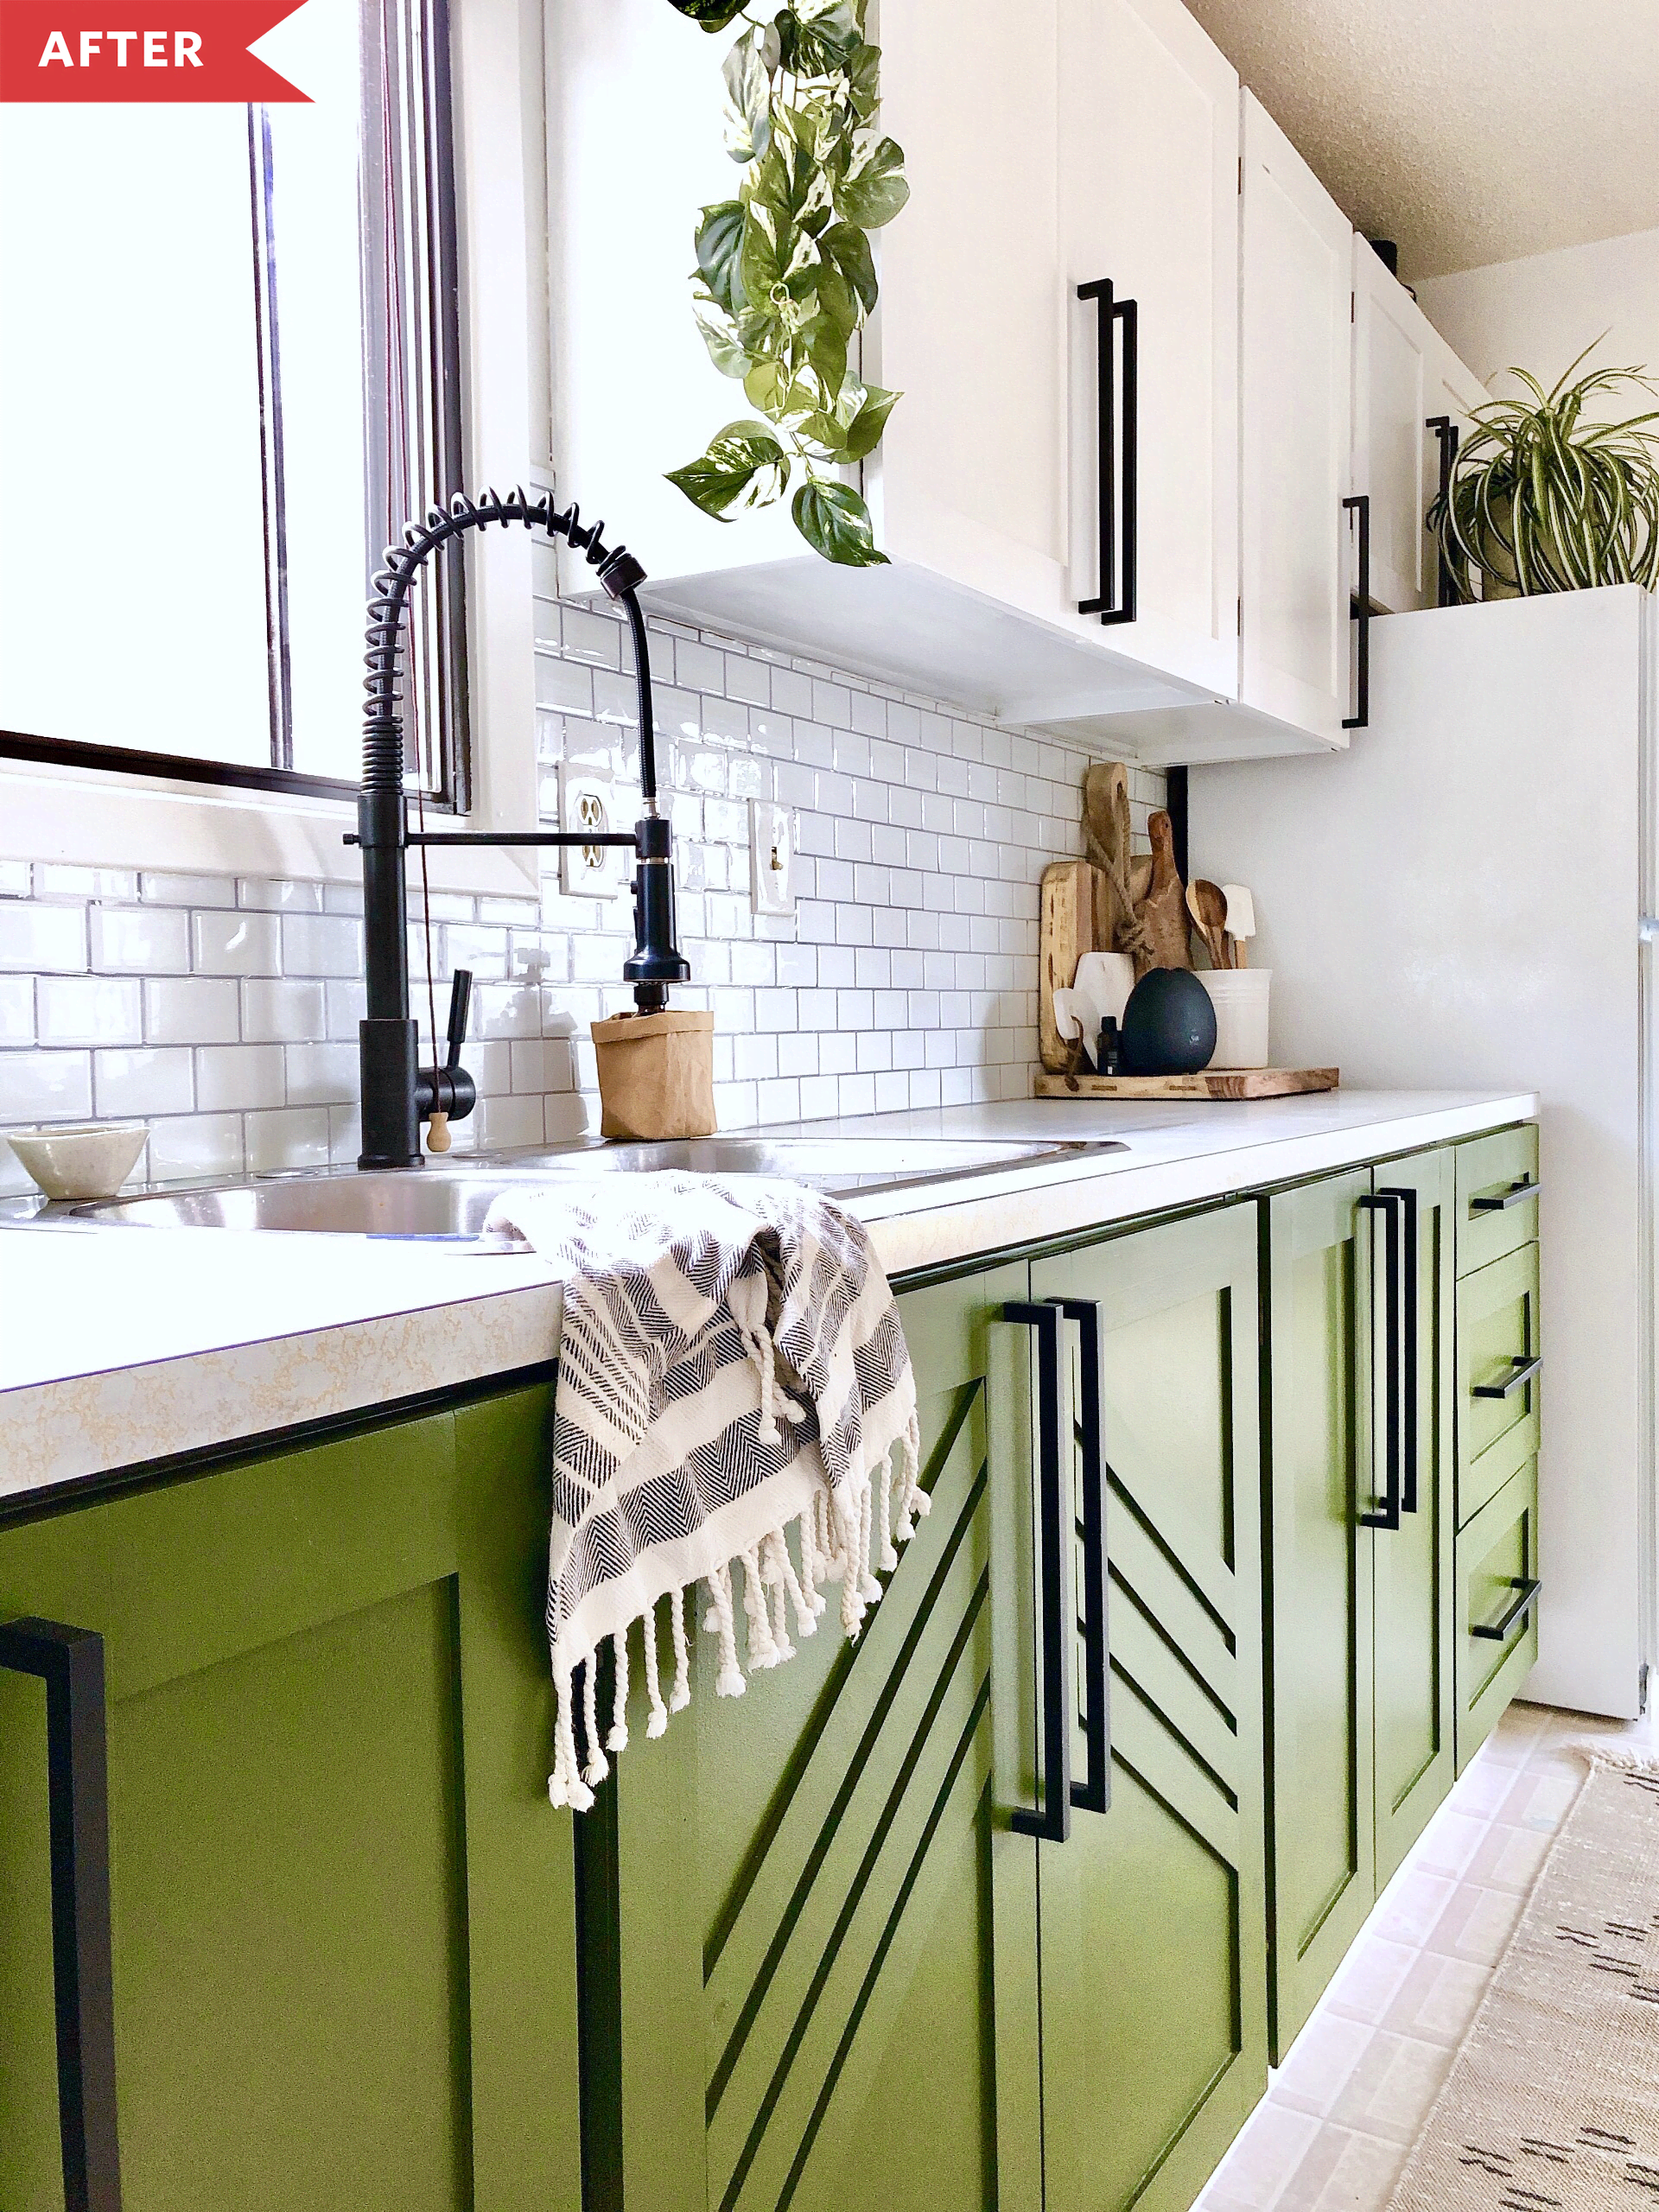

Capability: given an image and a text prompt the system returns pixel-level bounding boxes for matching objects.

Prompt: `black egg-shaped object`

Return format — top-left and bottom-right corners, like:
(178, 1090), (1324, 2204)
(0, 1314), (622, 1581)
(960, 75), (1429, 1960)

(1120, 968), (1217, 1076)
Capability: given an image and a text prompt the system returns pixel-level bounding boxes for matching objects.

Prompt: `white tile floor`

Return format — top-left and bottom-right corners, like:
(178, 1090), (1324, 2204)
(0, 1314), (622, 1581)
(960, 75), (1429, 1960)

(1195, 1697), (1659, 2212)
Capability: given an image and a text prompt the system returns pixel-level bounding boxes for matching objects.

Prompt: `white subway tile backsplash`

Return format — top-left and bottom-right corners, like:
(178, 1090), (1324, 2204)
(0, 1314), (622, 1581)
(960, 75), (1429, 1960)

(91, 904), (190, 974)
(280, 912), (362, 978)
(94, 1046), (194, 1118)
(143, 976), (240, 1046)
(0, 603), (1158, 1174)
(0, 1049), (92, 1122)
(0, 903), (86, 973)
(192, 910), (280, 976)
(195, 1044), (285, 1113)
(37, 976), (143, 1046)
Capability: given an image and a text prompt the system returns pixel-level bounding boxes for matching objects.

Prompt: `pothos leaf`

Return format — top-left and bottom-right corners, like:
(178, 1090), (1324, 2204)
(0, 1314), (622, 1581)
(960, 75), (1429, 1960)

(742, 358), (791, 416)
(835, 134), (909, 228)
(721, 25), (774, 163)
(845, 39), (879, 119)
(667, 421), (791, 519)
(791, 478), (889, 565)
(691, 293), (749, 378)
(842, 382), (900, 460)
(695, 201), (747, 315)
(821, 222), (876, 315)
(665, 0), (748, 28)
(802, 311), (848, 398)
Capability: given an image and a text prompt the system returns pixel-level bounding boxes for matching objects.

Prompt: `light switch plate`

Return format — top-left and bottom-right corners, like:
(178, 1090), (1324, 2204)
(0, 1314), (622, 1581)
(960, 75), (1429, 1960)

(558, 768), (639, 898)
(749, 798), (795, 918)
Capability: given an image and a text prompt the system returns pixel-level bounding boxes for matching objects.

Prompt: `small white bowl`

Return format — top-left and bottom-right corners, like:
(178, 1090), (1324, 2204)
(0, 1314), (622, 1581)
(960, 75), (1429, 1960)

(6, 1122), (149, 1203)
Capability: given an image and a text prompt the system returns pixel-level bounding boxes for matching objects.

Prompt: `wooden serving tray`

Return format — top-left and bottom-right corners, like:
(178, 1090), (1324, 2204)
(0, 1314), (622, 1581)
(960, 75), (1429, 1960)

(1034, 1067), (1339, 1101)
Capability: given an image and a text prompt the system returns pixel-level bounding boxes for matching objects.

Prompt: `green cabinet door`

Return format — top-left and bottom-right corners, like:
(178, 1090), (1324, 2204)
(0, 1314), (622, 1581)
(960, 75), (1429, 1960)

(1371, 1149), (1456, 1889)
(1030, 1203), (1268, 2212)
(1265, 1169), (1377, 2058)
(595, 1262), (1028, 2212)
(1265, 1151), (1458, 2056)
(0, 1386), (581, 2212)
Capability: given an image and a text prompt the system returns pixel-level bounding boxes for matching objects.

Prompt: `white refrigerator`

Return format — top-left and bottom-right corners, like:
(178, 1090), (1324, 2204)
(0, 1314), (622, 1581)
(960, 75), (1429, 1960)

(1191, 583), (1656, 1719)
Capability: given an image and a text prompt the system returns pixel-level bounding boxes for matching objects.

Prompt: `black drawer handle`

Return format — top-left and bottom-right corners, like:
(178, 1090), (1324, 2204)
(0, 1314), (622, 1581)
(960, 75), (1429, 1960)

(1077, 277), (1138, 626)
(1471, 1177), (1540, 1213)
(0, 1618), (124, 2212)
(1471, 1575), (1542, 1642)
(1050, 1297), (1110, 1818)
(1472, 1354), (1541, 1400)
(1343, 493), (1371, 729)
(1002, 1302), (1073, 1842)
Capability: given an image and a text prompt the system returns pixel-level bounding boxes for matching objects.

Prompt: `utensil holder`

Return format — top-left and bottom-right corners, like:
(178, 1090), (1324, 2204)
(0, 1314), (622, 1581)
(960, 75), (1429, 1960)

(592, 1009), (716, 1141)
(1198, 970), (1271, 1071)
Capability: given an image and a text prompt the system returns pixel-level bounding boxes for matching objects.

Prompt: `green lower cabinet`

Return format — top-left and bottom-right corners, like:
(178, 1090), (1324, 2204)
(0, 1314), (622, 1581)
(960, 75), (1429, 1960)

(1031, 1203), (1269, 2212)
(1264, 1150), (1456, 2062)
(596, 1211), (1268, 2212)
(0, 1385), (581, 2212)
(597, 1261), (1026, 2212)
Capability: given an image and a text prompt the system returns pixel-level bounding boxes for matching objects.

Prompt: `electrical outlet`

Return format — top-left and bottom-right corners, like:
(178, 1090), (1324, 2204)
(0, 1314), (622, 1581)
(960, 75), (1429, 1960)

(749, 798), (795, 918)
(558, 768), (638, 898)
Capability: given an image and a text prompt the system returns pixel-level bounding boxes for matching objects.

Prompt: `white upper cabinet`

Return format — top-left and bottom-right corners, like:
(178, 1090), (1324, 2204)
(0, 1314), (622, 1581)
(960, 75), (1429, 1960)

(547, 0), (1213, 731)
(1351, 239), (1488, 614)
(1237, 92), (1355, 748)
(1055, 0), (1240, 701)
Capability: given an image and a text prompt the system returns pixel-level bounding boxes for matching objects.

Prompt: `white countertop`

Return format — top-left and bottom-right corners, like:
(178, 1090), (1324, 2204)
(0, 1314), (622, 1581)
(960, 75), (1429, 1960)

(0, 1088), (1535, 1506)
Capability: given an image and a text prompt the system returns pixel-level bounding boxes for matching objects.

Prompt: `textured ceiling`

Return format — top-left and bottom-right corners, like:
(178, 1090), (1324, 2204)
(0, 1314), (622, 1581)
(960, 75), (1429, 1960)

(1185, 0), (1659, 280)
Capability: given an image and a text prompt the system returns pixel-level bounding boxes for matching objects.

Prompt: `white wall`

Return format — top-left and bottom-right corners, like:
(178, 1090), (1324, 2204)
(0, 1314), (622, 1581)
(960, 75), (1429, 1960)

(1417, 226), (1659, 410)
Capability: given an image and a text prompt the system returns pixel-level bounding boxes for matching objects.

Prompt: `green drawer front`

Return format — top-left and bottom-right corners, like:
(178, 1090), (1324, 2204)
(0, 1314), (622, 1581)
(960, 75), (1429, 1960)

(1457, 1242), (1541, 1527)
(1455, 1123), (1540, 1278)
(1455, 1458), (1540, 1773)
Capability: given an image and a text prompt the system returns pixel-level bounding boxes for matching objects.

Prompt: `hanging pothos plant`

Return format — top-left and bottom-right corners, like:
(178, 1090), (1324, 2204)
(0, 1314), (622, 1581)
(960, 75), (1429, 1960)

(663, 0), (908, 567)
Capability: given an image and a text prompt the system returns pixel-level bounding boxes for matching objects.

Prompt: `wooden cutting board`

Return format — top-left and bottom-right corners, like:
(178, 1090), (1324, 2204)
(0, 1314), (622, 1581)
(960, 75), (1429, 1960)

(1039, 860), (1116, 1071)
(1033, 1067), (1339, 1100)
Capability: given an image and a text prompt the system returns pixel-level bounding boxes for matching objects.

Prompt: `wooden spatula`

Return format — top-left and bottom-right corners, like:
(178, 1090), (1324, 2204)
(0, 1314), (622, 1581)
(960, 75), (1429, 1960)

(1185, 880), (1230, 969)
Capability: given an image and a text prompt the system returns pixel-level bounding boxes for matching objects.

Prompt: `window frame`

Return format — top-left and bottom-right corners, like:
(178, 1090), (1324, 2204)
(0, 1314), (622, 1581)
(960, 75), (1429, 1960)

(0, 0), (547, 899)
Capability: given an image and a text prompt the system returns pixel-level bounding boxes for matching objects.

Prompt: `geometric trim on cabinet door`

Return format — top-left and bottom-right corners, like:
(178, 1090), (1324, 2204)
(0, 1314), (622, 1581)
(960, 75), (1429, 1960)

(607, 1266), (1017, 2212)
(1031, 1203), (1268, 2212)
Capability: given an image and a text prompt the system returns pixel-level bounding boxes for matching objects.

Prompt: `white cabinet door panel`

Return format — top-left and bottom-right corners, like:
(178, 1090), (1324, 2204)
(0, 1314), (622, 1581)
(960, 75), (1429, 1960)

(1353, 238), (1431, 613)
(1240, 93), (1354, 746)
(1058, 0), (1240, 696)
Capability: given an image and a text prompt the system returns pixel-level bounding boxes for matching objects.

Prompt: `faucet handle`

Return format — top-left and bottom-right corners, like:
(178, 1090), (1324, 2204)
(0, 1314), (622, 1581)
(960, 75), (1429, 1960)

(444, 969), (473, 1073)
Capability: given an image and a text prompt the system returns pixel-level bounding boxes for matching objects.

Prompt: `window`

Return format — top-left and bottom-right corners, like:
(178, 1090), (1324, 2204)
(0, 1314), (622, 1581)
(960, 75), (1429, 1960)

(0, 0), (466, 804)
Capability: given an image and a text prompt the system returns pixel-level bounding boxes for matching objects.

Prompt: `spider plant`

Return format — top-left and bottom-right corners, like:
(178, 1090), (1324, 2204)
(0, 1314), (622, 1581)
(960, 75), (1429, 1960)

(1431, 343), (1659, 601)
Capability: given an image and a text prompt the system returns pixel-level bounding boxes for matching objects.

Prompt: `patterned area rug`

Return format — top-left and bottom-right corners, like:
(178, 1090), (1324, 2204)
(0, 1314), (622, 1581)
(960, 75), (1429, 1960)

(1387, 1751), (1659, 2209)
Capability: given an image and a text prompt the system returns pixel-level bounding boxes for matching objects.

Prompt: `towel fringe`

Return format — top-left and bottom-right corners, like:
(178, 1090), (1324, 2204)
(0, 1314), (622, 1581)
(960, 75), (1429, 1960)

(545, 1424), (927, 1804)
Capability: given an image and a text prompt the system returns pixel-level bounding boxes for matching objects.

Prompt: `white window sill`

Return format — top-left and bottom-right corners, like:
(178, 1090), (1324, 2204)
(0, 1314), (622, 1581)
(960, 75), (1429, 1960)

(0, 749), (539, 900)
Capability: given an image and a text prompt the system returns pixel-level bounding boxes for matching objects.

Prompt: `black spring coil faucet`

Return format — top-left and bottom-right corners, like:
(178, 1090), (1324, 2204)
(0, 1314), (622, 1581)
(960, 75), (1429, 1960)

(350, 486), (689, 1169)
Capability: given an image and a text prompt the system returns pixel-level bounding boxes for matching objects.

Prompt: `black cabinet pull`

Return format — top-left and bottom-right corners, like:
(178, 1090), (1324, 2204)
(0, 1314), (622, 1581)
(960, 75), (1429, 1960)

(1357, 1191), (1402, 1529)
(1343, 493), (1371, 728)
(1377, 1186), (1420, 1514)
(1049, 1298), (1110, 1817)
(1472, 1354), (1542, 1401)
(1077, 278), (1138, 626)
(1471, 1176), (1540, 1214)
(0, 1618), (124, 2212)
(1002, 1302), (1073, 1842)
(1426, 415), (1460, 607)
(1470, 1575), (1542, 1642)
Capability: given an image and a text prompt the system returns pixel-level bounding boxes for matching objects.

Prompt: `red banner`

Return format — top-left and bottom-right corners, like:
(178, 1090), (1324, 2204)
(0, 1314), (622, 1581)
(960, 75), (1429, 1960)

(0, 1), (310, 99)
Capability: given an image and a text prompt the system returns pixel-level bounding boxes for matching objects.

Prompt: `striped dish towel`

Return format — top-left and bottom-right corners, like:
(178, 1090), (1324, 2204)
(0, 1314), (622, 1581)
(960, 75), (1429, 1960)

(482, 1173), (923, 1810)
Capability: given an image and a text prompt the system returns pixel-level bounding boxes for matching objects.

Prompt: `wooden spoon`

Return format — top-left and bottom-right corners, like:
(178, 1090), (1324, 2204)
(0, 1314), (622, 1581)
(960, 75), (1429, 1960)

(1186, 878), (1230, 969)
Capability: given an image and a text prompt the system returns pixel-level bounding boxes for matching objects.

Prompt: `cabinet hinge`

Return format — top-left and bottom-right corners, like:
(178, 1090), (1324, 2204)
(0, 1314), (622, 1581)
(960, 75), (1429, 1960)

(1237, 156), (1243, 195)
(1351, 292), (1357, 322)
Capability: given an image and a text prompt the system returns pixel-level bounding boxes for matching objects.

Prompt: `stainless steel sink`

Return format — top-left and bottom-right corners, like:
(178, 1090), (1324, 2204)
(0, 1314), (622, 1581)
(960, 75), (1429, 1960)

(59, 1135), (1119, 1241)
